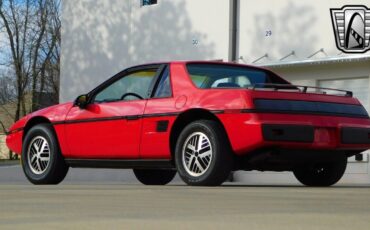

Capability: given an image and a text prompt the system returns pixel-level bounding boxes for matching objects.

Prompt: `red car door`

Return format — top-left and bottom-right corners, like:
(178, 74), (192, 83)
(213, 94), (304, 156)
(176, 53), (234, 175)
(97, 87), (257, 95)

(64, 101), (146, 159)
(63, 65), (162, 159)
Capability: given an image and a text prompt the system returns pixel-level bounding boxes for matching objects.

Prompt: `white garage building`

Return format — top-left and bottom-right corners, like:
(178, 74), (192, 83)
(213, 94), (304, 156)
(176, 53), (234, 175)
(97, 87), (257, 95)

(61, 0), (370, 184)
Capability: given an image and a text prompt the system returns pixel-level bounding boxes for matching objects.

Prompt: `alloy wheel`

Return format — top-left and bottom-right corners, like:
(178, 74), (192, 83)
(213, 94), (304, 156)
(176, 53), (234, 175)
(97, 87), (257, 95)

(27, 136), (51, 175)
(182, 132), (213, 177)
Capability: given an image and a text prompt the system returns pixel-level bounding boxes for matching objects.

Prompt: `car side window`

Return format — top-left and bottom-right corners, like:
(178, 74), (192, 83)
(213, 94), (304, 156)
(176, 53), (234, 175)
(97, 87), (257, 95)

(187, 64), (290, 89)
(94, 69), (157, 103)
(153, 67), (172, 98)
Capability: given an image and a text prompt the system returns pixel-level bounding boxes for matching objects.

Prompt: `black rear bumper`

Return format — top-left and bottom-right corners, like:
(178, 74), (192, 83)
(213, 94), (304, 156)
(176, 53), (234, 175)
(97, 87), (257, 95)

(262, 124), (370, 145)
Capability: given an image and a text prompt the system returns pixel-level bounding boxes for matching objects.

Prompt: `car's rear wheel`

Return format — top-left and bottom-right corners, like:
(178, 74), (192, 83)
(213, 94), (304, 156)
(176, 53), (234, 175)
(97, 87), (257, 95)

(133, 169), (176, 185)
(175, 120), (233, 186)
(22, 124), (69, 184)
(293, 156), (347, 187)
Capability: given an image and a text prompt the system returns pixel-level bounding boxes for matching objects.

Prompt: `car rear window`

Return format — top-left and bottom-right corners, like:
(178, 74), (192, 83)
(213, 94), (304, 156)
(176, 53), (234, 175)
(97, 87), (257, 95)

(186, 63), (289, 89)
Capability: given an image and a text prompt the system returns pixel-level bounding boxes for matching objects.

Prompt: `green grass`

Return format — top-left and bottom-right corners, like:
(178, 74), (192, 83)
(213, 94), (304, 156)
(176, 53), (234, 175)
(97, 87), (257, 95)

(0, 159), (20, 165)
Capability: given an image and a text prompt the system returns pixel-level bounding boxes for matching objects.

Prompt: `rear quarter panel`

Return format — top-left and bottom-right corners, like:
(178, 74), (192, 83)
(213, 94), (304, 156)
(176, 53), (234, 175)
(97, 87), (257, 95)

(168, 62), (370, 155)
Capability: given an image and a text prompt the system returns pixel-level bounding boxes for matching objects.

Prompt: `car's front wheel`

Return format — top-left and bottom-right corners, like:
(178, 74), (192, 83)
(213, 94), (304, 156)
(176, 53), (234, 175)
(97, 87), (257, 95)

(293, 156), (347, 187)
(133, 169), (176, 185)
(175, 120), (233, 186)
(22, 124), (69, 184)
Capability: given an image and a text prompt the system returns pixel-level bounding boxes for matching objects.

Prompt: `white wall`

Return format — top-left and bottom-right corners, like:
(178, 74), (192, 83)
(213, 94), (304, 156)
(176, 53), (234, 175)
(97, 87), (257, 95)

(61, 0), (230, 102)
(239, 0), (370, 63)
(61, 0), (370, 101)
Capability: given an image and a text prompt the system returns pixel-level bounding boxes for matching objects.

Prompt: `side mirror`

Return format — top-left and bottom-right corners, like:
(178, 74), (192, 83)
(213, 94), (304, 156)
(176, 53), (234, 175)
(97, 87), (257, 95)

(74, 94), (89, 109)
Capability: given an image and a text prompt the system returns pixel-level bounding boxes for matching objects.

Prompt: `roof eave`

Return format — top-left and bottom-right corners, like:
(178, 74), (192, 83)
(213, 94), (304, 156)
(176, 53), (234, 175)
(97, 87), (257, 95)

(255, 54), (370, 68)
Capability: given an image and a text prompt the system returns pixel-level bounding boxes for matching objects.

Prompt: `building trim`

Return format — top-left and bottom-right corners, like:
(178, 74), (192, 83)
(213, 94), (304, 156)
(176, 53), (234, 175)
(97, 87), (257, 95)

(257, 54), (370, 68)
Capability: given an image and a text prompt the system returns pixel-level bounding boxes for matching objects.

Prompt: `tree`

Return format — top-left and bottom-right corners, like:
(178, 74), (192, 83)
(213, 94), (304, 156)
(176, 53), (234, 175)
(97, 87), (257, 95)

(0, 0), (31, 121)
(36, 0), (60, 107)
(0, 73), (16, 105)
(0, 0), (60, 121)
(0, 0), (60, 160)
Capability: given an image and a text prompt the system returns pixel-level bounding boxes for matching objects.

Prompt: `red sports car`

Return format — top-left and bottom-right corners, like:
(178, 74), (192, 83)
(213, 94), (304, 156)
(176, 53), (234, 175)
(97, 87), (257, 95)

(6, 61), (370, 186)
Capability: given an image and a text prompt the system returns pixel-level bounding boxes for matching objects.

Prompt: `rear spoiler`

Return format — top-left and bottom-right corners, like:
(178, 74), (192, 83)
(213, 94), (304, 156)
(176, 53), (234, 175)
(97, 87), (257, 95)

(251, 83), (353, 97)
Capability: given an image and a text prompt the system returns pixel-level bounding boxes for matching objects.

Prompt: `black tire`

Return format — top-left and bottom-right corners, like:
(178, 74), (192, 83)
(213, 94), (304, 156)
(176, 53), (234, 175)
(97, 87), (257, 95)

(22, 123), (69, 185)
(133, 169), (176, 185)
(293, 156), (347, 187)
(175, 120), (233, 186)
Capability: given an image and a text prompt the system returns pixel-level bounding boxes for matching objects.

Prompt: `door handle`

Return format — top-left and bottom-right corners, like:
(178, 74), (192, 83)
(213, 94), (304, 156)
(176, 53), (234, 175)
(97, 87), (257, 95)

(126, 115), (140, 120)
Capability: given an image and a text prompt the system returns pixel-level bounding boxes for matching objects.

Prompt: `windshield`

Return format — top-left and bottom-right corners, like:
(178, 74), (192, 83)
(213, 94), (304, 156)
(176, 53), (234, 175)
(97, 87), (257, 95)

(186, 63), (290, 89)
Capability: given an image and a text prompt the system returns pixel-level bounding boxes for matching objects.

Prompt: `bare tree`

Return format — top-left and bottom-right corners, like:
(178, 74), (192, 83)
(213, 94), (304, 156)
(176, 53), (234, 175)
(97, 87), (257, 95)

(30, 0), (48, 111)
(0, 0), (33, 121)
(0, 0), (60, 120)
(0, 73), (16, 105)
(0, 0), (60, 160)
(37, 0), (61, 106)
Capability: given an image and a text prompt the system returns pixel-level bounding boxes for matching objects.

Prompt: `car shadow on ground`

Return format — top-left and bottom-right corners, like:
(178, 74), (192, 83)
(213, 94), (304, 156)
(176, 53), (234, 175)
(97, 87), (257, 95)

(167, 183), (370, 188)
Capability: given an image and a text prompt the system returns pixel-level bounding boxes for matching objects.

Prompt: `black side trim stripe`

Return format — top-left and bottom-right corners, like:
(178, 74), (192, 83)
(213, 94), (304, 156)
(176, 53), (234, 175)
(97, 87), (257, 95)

(7, 127), (23, 135)
(52, 112), (181, 125)
(211, 110), (224, 114)
(58, 116), (125, 124)
(12, 106), (369, 132)
(51, 110), (226, 126)
(142, 112), (180, 118)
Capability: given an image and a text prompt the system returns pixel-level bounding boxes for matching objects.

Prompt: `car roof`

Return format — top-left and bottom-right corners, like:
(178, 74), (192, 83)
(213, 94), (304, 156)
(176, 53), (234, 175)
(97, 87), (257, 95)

(129, 60), (272, 72)
(182, 60), (272, 72)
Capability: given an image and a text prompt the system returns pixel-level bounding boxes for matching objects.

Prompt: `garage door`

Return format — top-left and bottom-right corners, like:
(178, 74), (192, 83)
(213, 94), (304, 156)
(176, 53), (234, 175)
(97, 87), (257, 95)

(319, 78), (369, 165)
(318, 78), (369, 112)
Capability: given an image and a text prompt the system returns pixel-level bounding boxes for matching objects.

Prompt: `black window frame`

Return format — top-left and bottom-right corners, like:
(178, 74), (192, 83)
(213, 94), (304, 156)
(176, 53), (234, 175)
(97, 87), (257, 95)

(150, 65), (173, 99)
(86, 64), (167, 104)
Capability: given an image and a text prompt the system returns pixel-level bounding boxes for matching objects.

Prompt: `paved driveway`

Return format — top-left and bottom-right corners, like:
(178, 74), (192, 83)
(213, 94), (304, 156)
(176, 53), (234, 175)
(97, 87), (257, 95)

(0, 165), (370, 229)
